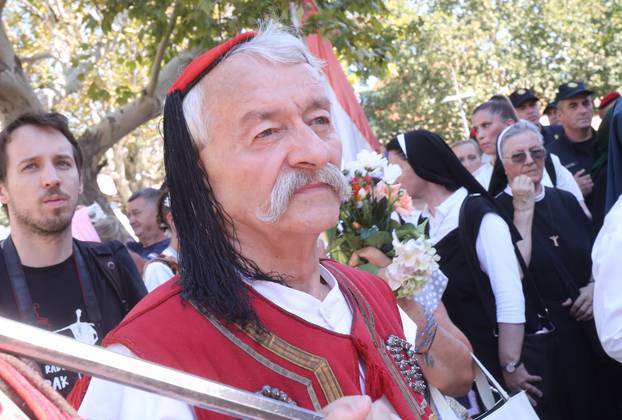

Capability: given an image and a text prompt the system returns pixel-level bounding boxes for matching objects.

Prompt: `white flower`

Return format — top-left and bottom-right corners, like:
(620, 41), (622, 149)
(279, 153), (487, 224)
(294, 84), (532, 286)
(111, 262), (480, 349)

(356, 150), (387, 172)
(385, 230), (440, 299)
(343, 160), (365, 180)
(385, 263), (408, 291)
(358, 188), (368, 200)
(382, 164), (402, 184)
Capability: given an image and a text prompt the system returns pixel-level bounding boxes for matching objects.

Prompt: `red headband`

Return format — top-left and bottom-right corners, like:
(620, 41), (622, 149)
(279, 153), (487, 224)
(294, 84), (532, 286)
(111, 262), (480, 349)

(167, 31), (256, 95)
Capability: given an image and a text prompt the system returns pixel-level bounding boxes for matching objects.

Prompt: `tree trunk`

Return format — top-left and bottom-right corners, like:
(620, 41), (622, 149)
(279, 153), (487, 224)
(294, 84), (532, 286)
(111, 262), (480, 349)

(0, 17), (43, 122)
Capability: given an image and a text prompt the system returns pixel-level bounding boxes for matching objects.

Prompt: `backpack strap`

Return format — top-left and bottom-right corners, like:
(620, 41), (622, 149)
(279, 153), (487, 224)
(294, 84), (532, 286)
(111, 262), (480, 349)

(76, 240), (146, 314)
(545, 154), (557, 187)
(143, 255), (178, 275)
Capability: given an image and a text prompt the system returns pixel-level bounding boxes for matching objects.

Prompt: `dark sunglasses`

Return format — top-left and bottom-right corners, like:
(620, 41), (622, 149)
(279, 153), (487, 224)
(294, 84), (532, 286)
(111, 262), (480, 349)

(506, 148), (546, 164)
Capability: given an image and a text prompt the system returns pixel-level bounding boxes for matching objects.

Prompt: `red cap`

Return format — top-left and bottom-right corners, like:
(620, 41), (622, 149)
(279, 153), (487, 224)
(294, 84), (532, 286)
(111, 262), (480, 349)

(167, 31), (256, 95)
(598, 91), (620, 110)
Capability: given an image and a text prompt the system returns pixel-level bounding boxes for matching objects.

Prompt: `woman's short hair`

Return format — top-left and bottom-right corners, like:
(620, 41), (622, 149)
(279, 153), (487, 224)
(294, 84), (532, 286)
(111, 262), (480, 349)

(498, 120), (544, 156)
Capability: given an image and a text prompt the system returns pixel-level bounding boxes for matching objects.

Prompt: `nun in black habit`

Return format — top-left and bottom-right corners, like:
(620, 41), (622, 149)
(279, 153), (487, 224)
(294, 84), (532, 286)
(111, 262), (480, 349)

(385, 130), (558, 418)
(494, 121), (622, 420)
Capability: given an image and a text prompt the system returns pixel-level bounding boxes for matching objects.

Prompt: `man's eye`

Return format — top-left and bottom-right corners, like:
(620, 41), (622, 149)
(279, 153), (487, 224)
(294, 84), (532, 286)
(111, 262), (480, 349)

(22, 163), (37, 171)
(58, 160), (72, 168)
(311, 116), (330, 125)
(256, 128), (278, 139)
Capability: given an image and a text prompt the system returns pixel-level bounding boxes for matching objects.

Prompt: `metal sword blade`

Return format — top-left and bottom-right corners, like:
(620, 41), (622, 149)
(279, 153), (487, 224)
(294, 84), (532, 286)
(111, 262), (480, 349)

(0, 316), (322, 420)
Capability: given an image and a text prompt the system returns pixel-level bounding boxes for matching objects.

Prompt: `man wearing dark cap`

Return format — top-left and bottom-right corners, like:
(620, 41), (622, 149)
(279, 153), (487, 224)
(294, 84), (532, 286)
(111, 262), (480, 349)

(76, 22), (473, 419)
(543, 101), (560, 125)
(509, 88), (561, 146)
(547, 81), (597, 205)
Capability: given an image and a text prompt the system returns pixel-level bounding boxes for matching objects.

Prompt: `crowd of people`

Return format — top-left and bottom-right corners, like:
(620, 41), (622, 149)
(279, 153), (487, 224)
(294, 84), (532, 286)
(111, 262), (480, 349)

(0, 20), (620, 420)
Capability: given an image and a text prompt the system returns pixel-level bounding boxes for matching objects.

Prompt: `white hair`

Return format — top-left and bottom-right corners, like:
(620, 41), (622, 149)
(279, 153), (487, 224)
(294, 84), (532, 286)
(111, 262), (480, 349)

(182, 21), (325, 146)
(497, 120), (544, 157)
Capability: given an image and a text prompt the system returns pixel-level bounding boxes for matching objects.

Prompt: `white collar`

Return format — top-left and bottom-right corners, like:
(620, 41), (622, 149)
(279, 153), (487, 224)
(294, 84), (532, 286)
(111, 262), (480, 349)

(423, 187), (467, 219)
(246, 264), (352, 334)
(503, 184), (546, 202)
(162, 246), (178, 259)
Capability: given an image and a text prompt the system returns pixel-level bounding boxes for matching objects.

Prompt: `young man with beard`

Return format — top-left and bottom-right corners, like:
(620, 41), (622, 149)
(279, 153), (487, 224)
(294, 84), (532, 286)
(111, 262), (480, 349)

(0, 112), (146, 396)
(76, 23), (474, 419)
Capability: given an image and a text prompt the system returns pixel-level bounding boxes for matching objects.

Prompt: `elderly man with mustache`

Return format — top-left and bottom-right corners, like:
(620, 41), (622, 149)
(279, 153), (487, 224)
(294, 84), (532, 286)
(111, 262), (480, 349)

(75, 22), (473, 420)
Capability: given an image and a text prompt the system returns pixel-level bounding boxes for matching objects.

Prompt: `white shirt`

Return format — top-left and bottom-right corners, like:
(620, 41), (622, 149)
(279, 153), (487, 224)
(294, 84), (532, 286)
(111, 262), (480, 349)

(143, 247), (178, 292)
(474, 154), (583, 203)
(423, 188), (525, 324)
(593, 196), (622, 363)
(79, 265), (418, 419)
(473, 162), (494, 188)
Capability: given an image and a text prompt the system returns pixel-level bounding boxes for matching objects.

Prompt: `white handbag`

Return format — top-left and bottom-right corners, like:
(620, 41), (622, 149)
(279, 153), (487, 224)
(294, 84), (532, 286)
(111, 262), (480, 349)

(429, 353), (540, 419)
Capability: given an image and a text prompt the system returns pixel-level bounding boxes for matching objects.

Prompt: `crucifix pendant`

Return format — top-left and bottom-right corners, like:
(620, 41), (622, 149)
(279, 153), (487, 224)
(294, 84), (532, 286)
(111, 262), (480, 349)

(549, 235), (560, 247)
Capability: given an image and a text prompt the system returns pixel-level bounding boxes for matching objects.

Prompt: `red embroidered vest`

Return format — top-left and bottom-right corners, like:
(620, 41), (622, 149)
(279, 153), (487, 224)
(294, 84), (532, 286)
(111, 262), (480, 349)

(104, 260), (432, 420)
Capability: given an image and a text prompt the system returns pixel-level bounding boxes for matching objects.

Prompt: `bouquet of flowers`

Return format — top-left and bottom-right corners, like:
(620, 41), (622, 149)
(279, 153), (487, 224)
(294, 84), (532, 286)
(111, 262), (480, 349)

(328, 150), (440, 299)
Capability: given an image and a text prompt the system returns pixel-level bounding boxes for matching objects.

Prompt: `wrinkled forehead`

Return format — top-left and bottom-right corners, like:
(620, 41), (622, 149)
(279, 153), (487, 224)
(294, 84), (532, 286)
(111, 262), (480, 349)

(505, 131), (540, 152)
(203, 54), (329, 105)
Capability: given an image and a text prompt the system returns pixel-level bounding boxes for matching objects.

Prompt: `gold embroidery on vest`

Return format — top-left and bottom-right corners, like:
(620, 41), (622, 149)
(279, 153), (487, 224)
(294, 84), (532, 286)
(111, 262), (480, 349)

(191, 302), (323, 411)
(324, 261), (428, 419)
(243, 323), (344, 403)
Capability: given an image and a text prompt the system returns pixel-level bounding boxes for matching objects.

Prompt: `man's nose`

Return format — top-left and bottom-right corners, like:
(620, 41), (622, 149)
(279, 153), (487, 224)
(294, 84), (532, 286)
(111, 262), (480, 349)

(287, 124), (332, 170)
(41, 163), (61, 188)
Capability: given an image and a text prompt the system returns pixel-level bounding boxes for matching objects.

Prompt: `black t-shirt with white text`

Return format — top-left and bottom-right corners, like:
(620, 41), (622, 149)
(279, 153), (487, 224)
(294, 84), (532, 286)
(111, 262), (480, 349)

(22, 257), (102, 396)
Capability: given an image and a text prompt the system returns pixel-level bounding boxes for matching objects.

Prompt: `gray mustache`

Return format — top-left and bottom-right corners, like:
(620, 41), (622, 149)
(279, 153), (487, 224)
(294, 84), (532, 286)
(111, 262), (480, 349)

(256, 163), (350, 223)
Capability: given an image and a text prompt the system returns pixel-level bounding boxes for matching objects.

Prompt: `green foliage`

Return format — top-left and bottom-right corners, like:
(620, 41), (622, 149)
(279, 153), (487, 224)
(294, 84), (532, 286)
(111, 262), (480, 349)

(363, 0), (622, 143)
(3, 0), (400, 204)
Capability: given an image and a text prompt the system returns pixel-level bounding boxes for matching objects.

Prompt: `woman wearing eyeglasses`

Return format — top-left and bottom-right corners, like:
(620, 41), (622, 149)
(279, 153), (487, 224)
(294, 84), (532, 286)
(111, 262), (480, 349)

(494, 120), (618, 420)
(376, 130), (560, 417)
(471, 96), (585, 207)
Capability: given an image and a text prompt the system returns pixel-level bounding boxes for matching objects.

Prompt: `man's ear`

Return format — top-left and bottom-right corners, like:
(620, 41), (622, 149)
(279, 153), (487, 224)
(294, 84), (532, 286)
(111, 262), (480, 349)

(0, 183), (9, 205)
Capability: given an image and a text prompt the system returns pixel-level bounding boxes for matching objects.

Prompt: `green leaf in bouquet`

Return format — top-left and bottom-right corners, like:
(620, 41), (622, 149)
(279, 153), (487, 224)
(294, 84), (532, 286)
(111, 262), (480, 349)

(365, 230), (392, 249)
(329, 248), (350, 264)
(395, 222), (419, 241)
(359, 225), (380, 241)
(356, 263), (379, 275)
(325, 227), (338, 243)
(327, 235), (346, 254)
(344, 235), (364, 252)
(414, 220), (429, 238)
(388, 219), (402, 231)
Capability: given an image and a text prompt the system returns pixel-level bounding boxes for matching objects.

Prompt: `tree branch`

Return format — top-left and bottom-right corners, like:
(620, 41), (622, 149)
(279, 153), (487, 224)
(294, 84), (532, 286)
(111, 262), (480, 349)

(0, 16), (43, 121)
(145, 0), (181, 97)
(21, 51), (54, 65)
(80, 49), (198, 161)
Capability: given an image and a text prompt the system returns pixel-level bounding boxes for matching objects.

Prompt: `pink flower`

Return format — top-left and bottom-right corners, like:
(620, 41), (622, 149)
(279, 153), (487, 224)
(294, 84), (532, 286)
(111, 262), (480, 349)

(394, 190), (415, 217)
(374, 181), (401, 201)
